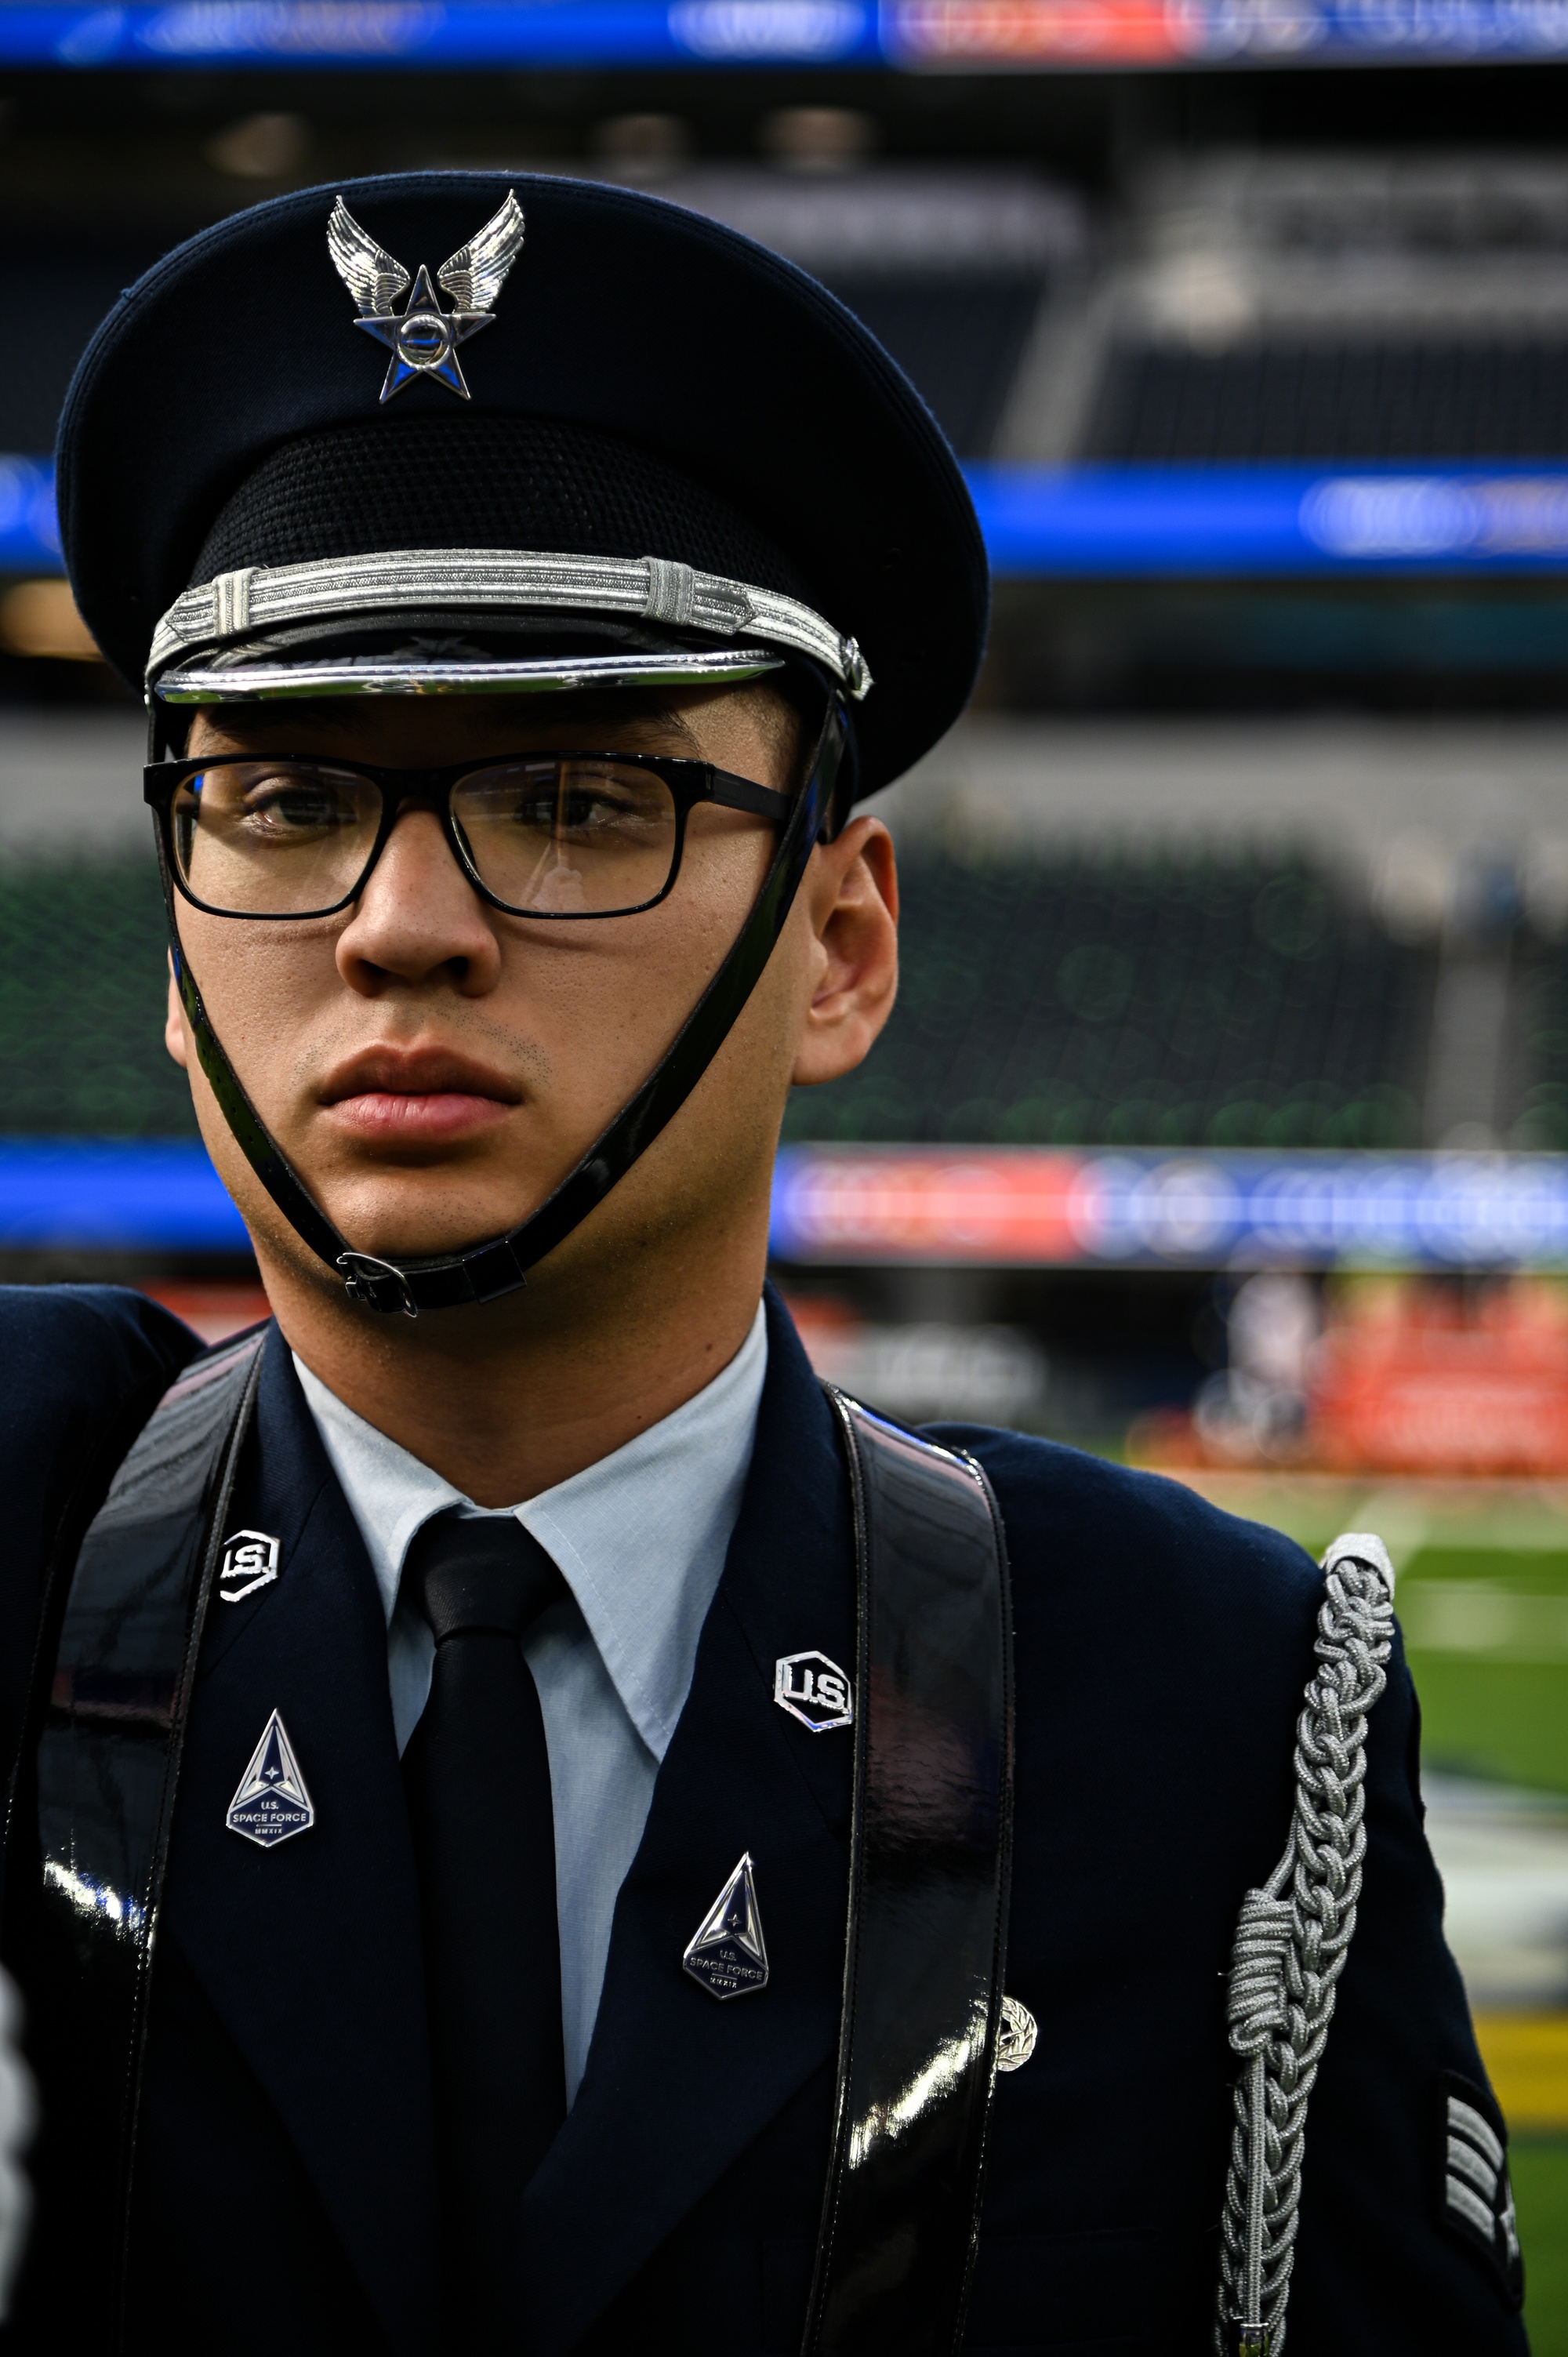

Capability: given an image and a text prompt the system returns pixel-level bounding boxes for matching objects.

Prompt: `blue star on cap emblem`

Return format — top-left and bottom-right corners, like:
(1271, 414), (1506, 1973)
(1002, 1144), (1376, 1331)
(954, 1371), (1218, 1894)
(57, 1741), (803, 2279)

(327, 191), (525, 404)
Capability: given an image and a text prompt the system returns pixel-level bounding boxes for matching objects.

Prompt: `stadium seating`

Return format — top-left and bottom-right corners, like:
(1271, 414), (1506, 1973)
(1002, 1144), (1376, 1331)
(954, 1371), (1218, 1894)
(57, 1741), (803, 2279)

(1515, 956), (1568, 1150)
(784, 845), (1434, 1149)
(0, 849), (194, 1134)
(1087, 338), (1568, 463)
(998, 151), (1568, 470)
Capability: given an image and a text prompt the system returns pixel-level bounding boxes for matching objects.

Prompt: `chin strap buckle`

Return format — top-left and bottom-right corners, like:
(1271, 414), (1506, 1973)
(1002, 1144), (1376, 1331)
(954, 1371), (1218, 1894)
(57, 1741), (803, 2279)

(338, 1252), (419, 1319)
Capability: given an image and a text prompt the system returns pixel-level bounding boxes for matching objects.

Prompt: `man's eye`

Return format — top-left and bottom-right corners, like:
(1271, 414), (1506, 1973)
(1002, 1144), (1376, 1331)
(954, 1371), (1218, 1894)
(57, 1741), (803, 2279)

(517, 789), (644, 832)
(241, 783), (350, 830)
(561, 790), (637, 830)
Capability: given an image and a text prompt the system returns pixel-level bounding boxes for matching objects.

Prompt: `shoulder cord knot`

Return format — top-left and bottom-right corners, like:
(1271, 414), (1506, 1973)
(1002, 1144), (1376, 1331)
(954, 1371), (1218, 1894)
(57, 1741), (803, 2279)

(1215, 1532), (1396, 2357)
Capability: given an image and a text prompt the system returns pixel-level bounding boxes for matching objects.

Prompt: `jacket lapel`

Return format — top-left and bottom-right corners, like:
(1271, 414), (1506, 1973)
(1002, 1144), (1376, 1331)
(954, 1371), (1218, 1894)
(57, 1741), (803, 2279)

(161, 1327), (439, 2357)
(518, 1293), (857, 2355)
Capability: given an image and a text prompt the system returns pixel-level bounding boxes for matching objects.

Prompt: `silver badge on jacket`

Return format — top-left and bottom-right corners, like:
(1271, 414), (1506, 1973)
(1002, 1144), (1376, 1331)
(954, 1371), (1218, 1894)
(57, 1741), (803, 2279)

(683, 1853), (769, 1999)
(217, 1528), (280, 1603)
(774, 1650), (853, 1734)
(327, 191), (525, 404)
(226, 1711), (315, 1849)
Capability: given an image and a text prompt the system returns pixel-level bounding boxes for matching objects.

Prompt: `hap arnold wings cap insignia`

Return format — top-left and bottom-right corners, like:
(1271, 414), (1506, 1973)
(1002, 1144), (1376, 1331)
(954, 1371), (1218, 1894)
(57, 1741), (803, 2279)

(327, 189), (524, 402)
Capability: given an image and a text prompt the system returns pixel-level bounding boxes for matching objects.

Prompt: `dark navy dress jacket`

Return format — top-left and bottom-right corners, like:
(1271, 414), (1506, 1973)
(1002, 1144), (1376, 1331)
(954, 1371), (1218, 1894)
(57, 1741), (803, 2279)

(0, 1284), (1528, 2355)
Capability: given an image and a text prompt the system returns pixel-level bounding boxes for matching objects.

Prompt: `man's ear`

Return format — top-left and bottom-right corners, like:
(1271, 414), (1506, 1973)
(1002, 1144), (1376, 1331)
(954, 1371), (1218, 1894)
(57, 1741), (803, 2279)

(165, 952), (190, 1070)
(791, 815), (898, 1089)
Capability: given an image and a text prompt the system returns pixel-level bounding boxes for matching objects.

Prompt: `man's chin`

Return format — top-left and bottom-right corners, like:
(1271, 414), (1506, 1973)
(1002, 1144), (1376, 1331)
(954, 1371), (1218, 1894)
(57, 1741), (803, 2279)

(329, 1196), (543, 1263)
(278, 1153), (556, 1264)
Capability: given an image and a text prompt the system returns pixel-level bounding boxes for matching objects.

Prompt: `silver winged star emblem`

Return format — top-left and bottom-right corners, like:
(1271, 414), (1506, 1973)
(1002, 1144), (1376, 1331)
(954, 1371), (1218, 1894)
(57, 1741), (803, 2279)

(326, 191), (525, 402)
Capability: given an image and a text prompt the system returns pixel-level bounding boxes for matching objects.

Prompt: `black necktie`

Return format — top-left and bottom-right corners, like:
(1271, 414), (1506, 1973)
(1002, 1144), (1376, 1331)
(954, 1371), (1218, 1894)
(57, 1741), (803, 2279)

(401, 1510), (568, 2350)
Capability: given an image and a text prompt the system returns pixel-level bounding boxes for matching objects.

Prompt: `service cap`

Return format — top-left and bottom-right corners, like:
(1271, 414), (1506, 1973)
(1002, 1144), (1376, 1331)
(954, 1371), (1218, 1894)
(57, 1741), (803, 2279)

(56, 170), (989, 798)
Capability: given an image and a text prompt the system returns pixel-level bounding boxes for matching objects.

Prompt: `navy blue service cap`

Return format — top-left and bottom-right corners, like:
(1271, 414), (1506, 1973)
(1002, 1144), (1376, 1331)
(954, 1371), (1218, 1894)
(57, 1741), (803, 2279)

(56, 170), (989, 798)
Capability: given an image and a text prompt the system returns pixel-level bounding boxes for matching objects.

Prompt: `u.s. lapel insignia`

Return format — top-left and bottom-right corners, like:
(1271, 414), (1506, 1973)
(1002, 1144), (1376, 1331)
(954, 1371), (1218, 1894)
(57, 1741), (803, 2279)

(226, 1711), (315, 1849)
(327, 191), (524, 403)
(774, 1649), (853, 1733)
(217, 1528), (280, 1604)
(683, 1853), (768, 2000)
(996, 1994), (1037, 2073)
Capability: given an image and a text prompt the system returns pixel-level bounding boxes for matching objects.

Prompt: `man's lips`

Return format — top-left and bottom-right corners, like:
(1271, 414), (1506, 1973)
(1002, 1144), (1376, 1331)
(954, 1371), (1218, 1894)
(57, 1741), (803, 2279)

(318, 1048), (521, 1142)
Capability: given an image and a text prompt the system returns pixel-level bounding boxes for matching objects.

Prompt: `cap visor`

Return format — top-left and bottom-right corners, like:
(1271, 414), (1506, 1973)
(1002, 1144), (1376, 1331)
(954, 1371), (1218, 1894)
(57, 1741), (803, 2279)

(154, 648), (784, 703)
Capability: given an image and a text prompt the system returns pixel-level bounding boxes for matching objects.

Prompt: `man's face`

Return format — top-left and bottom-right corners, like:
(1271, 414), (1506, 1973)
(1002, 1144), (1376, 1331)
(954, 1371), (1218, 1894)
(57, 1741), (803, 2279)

(165, 682), (891, 1306)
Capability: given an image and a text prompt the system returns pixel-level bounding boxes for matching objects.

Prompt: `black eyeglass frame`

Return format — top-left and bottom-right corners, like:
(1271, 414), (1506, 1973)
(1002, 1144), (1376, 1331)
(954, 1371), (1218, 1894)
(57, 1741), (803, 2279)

(142, 750), (793, 923)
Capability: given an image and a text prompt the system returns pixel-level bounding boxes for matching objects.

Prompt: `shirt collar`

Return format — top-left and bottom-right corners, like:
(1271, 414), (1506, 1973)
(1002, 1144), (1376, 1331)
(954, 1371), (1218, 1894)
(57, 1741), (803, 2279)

(292, 1302), (768, 1760)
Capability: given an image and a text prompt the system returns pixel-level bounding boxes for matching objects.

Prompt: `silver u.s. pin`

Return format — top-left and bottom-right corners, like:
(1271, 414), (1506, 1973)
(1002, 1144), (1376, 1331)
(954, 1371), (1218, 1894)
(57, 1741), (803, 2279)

(773, 1650), (853, 1734)
(683, 1853), (768, 2000)
(226, 1711), (314, 1848)
(217, 1528), (281, 1604)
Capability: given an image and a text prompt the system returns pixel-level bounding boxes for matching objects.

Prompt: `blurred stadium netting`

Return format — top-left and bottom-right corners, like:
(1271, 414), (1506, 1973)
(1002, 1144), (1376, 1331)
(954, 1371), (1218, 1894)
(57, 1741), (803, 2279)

(786, 844), (1434, 1152)
(5, 72), (1568, 2319)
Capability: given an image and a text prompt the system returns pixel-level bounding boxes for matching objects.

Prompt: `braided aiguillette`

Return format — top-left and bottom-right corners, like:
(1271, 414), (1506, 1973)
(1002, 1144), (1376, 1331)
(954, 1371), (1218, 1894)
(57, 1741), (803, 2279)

(1215, 1532), (1396, 2357)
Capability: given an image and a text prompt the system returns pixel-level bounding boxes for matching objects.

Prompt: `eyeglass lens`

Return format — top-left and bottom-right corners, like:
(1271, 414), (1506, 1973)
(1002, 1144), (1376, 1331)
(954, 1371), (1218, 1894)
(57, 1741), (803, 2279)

(169, 757), (684, 918)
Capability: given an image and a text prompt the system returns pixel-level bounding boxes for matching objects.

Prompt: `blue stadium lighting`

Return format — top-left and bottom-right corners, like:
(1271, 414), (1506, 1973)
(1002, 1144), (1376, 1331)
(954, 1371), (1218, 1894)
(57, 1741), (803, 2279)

(3, 0), (1568, 66)
(0, 459), (61, 575)
(0, 1139), (249, 1251)
(969, 463), (1568, 578)
(0, 2), (880, 70)
(12, 457), (1568, 583)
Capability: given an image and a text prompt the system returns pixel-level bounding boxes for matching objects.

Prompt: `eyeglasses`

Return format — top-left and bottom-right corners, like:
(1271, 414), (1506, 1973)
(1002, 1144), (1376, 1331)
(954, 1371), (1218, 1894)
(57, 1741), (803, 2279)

(143, 751), (793, 922)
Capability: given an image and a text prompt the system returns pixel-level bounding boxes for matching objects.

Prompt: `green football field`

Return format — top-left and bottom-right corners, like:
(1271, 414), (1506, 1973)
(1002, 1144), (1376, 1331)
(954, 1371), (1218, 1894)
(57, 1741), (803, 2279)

(1401, 1531), (1568, 2352)
(1163, 1474), (1568, 2348)
(1515, 2143), (1568, 2356)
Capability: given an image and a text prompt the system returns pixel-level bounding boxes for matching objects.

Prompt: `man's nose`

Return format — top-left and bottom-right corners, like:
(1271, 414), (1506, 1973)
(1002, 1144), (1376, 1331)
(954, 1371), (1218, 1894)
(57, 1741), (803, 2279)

(334, 804), (503, 996)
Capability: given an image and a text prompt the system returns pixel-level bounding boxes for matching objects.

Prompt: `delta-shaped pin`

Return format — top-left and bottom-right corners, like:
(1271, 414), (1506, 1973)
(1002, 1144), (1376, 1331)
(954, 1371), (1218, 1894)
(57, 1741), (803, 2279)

(226, 1710), (315, 1850)
(683, 1853), (768, 2001)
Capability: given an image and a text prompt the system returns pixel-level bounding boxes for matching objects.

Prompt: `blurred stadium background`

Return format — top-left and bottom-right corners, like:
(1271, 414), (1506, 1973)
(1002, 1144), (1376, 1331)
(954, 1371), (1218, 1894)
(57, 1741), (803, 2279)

(5, 5), (1568, 2332)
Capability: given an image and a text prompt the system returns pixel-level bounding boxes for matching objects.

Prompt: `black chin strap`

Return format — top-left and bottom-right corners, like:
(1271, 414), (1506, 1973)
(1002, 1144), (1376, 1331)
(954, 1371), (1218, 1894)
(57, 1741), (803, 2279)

(165, 700), (846, 1317)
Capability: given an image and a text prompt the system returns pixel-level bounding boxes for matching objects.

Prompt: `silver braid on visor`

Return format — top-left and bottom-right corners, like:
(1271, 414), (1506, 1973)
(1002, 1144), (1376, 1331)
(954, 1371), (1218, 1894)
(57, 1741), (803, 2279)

(147, 546), (873, 702)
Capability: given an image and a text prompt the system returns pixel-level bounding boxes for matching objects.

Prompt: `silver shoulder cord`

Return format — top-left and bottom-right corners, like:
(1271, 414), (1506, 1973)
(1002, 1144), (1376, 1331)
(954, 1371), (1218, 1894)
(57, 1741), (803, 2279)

(1215, 1531), (1398, 2357)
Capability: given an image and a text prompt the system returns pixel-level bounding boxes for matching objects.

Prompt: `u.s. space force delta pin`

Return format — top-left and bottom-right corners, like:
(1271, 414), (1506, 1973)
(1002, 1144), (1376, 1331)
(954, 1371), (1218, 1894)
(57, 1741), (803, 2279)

(226, 1711), (314, 1848)
(683, 1854), (769, 1999)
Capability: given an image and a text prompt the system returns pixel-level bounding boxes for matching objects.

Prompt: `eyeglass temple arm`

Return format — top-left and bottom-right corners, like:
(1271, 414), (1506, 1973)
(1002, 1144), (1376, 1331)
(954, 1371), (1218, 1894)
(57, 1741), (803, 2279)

(704, 769), (793, 822)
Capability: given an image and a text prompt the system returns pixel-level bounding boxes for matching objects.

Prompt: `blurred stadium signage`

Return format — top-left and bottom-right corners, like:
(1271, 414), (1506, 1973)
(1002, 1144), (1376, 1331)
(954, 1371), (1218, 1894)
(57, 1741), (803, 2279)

(13, 457), (1568, 581)
(11, 1139), (1568, 1266)
(0, 459), (60, 574)
(771, 1146), (1568, 1270)
(969, 464), (1568, 577)
(5, 0), (1568, 67)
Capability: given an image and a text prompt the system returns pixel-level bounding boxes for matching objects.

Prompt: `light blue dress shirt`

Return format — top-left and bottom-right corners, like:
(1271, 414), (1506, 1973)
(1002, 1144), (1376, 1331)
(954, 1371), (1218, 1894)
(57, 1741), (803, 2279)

(293, 1302), (768, 2102)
